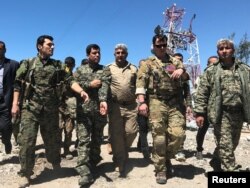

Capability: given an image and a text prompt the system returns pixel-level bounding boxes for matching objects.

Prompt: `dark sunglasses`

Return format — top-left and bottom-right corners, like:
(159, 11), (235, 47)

(154, 44), (167, 48)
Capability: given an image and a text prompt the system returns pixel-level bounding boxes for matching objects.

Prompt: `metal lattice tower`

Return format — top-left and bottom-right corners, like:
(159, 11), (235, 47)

(162, 4), (201, 88)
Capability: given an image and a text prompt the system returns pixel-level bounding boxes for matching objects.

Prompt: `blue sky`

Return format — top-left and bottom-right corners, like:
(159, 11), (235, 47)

(1, 0), (250, 71)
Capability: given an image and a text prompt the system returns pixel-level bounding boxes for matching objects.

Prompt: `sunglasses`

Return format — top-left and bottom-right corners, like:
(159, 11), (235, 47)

(154, 44), (167, 48)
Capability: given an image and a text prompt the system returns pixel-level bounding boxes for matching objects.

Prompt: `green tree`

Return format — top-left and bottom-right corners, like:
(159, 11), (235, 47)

(236, 33), (250, 65)
(229, 33), (250, 65)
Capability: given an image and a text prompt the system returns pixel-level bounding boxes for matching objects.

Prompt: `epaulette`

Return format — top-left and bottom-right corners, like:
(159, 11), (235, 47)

(22, 57), (36, 69)
(148, 56), (156, 61)
(105, 62), (114, 67)
(169, 55), (176, 63)
(236, 59), (250, 68)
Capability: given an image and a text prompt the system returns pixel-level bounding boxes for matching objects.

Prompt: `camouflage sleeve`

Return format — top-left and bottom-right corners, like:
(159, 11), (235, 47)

(98, 66), (111, 102)
(67, 74), (77, 87)
(135, 60), (149, 95)
(61, 63), (76, 87)
(194, 70), (211, 115)
(13, 59), (29, 92)
(71, 67), (91, 89)
(183, 81), (192, 107)
(171, 56), (184, 69)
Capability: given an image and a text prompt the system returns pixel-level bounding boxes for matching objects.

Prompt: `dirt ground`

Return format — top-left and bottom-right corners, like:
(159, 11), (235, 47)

(0, 124), (250, 188)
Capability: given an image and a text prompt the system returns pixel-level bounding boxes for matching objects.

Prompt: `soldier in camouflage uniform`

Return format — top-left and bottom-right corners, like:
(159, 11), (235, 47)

(11, 35), (89, 188)
(173, 53), (192, 162)
(136, 59), (150, 159)
(136, 33), (188, 184)
(194, 55), (218, 160)
(195, 39), (250, 172)
(59, 56), (77, 160)
(73, 44), (111, 188)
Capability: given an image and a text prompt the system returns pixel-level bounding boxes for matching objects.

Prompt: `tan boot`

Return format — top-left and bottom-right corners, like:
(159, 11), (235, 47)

(156, 171), (167, 184)
(18, 176), (30, 188)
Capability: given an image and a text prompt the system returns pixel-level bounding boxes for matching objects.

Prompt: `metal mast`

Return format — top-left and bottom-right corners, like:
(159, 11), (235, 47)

(162, 4), (201, 88)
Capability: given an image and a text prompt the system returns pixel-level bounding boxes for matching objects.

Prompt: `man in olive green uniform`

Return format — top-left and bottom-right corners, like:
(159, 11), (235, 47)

(59, 56), (77, 160)
(194, 55), (218, 160)
(108, 43), (138, 177)
(74, 44), (111, 188)
(195, 39), (250, 172)
(11, 35), (89, 188)
(136, 33), (188, 184)
(173, 53), (192, 162)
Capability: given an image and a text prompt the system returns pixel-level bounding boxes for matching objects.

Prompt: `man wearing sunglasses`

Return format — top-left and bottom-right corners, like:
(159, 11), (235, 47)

(136, 33), (188, 184)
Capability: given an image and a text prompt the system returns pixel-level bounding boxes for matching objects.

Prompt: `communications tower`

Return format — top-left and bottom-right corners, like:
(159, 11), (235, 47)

(162, 4), (201, 88)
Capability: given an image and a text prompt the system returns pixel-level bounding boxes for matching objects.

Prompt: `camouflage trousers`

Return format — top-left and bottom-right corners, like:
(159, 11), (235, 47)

(12, 115), (21, 144)
(213, 109), (244, 171)
(18, 106), (61, 177)
(75, 111), (107, 186)
(59, 112), (75, 154)
(149, 98), (185, 173)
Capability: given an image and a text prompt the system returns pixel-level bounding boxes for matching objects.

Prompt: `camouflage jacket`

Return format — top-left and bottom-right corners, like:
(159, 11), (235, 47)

(136, 55), (186, 99)
(59, 68), (77, 116)
(194, 60), (250, 124)
(74, 63), (111, 113)
(14, 55), (74, 111)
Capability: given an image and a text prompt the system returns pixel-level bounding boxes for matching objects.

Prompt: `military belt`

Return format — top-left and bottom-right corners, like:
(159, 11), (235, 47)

(150, 94), (176, 101)
(222, 105), (242, 112)
(112, 98), (135, 106)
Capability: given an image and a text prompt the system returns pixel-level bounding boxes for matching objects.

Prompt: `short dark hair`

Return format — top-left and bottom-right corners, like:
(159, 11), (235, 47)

(86, 44), (100, 55)
(152, 34), (168, 45)
(65, 56), (75, 66)
(36, 35), (53, 52)
(207, 56), (218, 66)
(0, 41), (6, 49)
(81, 58), (88, 65)
(173, 53), (183, 59)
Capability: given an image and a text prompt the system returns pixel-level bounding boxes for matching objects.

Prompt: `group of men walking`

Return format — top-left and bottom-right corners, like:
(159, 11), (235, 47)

(0, 30), (249, 188)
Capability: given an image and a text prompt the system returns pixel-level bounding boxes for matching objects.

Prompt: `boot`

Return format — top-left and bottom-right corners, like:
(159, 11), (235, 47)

(156, 171), (167, 184)
(141, 147), (150, 159)
(209, 158), (222, 171)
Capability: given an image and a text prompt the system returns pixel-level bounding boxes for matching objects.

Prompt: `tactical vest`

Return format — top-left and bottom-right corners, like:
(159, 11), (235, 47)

(146, 56), (182, 97)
